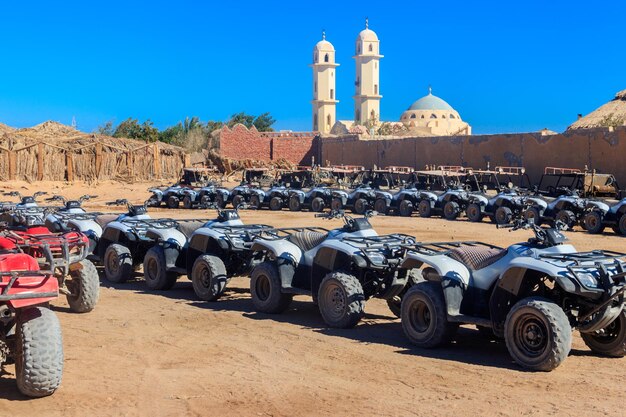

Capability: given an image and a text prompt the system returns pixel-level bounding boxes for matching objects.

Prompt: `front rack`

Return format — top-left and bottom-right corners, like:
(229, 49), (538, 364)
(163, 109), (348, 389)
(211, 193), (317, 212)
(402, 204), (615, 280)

(253, 227), (330, 241)
(342, 233), (416, 249)
(539, 250), (626, 265)
(404, 241), (503, 256)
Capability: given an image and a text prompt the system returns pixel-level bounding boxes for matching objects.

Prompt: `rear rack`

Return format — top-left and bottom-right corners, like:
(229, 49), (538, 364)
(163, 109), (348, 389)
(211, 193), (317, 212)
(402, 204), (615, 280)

(254, 227), (330, 241)
(0, 271), (57, 301)
(342, 234), (416, 249)
(214, 224), (274, 249)
(544, 167), (582, 175)
(539, 250), (626, 265)
(405, 241), (503, 256)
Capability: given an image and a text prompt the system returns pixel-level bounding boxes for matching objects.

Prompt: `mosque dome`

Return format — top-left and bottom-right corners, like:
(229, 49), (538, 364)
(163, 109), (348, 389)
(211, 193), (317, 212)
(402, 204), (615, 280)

(314, 39), (335, 52)
(357, 28), (378, 42)
(400, 88), (471, 136)
(408, 91), (454, 111)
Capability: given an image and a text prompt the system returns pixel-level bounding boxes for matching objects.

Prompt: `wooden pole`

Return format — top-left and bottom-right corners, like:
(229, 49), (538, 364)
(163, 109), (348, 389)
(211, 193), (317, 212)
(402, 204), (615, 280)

(95, 142), (103, 178)
(184, 153), (190, 167)
(8, 150), (16, 181)
(153, 142), (160, 178)
(37, 142), (45, 181)
(66, 152), (74, 182)
(127, 151), (134, 180)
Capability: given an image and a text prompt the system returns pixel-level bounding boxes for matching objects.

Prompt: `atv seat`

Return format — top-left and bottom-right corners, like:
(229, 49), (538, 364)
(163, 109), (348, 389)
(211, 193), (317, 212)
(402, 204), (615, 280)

(177, 221), (206, 239)
(95, 214), (118, 228)
(287, 230), (327, 252)
(448, 246), (507, 271)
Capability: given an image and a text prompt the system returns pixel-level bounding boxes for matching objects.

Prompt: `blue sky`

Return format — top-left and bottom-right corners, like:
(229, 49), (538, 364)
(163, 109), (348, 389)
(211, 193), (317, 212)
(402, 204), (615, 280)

(0, 0), (623, 134)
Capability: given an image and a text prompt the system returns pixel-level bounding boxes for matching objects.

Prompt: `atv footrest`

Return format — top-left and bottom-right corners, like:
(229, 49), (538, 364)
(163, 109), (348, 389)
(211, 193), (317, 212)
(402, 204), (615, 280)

(447, 314), (492, 327)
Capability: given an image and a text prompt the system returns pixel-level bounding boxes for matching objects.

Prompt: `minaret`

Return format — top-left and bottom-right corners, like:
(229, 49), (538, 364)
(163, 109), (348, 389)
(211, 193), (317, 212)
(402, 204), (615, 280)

(311, 31), (339, 134)
(353, 18), (383, 126)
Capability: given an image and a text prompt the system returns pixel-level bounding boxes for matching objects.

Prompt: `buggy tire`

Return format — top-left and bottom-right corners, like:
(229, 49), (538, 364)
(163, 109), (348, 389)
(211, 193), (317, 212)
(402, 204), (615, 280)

(289, 196), (302, 211)
(398, 200), (414, 217)
(104, 244), (133, 283)
(66, 259), (100, 313)
(191, 254), (228, 301)
(374, 198), (388, 215)
(618, 213), (626, 236)
(495, 206), (513, 225)
(231, 194), (245, 209)
(311, 197), (325, 212)
(401, 281), (456, 347)
(387, 269), (421, 318)
(584, 211), (605, 234)
(504, 297), (571, 371)
(250, 262), (292, 313)
(353, 198), (368, 215)
(214, 193), (226, 209)
(147, 197), (160, 208)
(182, 195), (193, 209)
(331, 198), (343, 211)
(555, 209), (576, 230)
(418, 200), (432, 218)
(318, 272), (365, 328)
(143, 246), (178, 290)
(15, 307), (63, 398)
(269, 196), (283, 211)
(249, 195), (261, 210)
(523, 207), (541, 225)
(581, 310), (626, 357)
(443, 201), (460, 220)
(466, 203), (483, 222)
(167, 195), (180, 209)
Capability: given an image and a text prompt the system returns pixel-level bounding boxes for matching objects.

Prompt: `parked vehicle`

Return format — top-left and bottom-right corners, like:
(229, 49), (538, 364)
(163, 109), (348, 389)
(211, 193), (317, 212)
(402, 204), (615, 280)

(181, 182), (230, 209)
(1, 191), (47, 210)
(144, 207), (272, 296)
(417, 171), (485, 220)
(228, 168), (275, 208)
(584, 198), (626, 235)
(248, 211), (417, 328)
(0, 237), (63, 397)
(148, 167), (218, 209)
(400, 219), (626, 371)
(466, 185), (531, 225)
(522, 187), (607, 229)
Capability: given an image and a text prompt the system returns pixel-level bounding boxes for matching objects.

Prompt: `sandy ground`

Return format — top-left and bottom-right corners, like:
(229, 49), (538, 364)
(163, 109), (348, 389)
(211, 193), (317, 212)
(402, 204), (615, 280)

(0, 181), (625, 416)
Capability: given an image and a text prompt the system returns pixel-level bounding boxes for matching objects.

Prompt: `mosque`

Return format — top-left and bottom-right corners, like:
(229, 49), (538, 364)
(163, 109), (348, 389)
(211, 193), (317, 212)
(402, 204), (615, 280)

(311, 20), (472, 137)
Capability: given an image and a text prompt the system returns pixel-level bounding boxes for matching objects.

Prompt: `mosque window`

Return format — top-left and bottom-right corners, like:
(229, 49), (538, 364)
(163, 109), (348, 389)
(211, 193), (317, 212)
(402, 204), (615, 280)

(430, 114), (437, 119)
(374, 84), (378, 95)
(450, 114), (456, 119)
(330, 89), (334, 99)
(327, 115), (331, 128)
(324, 54), (329, 63)
(314, 114), (318, 130)
(442, 115), (446, 119)
(410, 114), (416, 119)
(357, 43), (361, 54)
(356, 109), (360, 122)
(368, 44), (373, 52)
(314, 82), (317, 93)
(421, 115), (425, 119)
(314, 52), (318, 62)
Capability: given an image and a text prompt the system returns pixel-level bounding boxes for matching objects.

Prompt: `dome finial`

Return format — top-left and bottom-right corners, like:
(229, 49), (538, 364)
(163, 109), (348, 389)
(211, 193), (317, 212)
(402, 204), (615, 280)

(322, 29), (326, 40)
(428, 85), (432, 95)
(365, 17), (369, 29)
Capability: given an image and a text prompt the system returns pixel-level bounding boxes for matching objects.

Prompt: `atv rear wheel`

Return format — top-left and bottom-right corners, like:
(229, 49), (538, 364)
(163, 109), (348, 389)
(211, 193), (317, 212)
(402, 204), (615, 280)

(418, 200), (432, 218)
(523, 207), (541, 225)
(231, 194), (245, 209)
(401, 282), (456, 347)
(143, 246), (178, 290)
(15, 307), (63, 397)
(618, 213), (626, 235)
(249, 195), (261, 209)
(147, 197), (160, 207)
(353, 198), (368, 215)
(584, 211), (605, 234)
(555, 209), (576, 230)
(581, 310), (626, 357)
(311, 197), (325, 212)
(269, 196), (283, 211)
(104, 244), (133, 283)
(443, 201), (460, 220)
(331, 198), (343, 211)
(318, 272), (365, 328)
(495, 206), (513, 225)
(504, 297), (571, 371)
(167, 195), (180, 209)
(66, 259), (100, 313)
(289, 196), (302, 211)
(466, 203), (483, 222)
(182, 195), (193, 209)
(191, 254), (228, 301)
(398, 200), (413, 217)
(250, 262), (292, 313)
(374, 198), (388, 215)
(214, 193), (226, 209)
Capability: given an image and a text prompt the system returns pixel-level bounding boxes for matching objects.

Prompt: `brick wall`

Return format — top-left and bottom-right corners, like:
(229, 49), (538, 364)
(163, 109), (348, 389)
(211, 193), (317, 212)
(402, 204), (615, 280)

(219, 124), (319, 165)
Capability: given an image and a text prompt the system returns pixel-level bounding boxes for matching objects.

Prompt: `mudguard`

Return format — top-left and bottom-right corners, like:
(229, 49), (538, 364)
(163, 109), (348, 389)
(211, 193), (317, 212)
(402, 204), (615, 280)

(375, 190), (393, 203)
(150, 189), (164, 200)
(250, 239), (303, 265)
(586, 200), (610, 213)
(146, 227), (187, 248)
(290, 189), (306, 203)
(526, 196), (548, 211)
(419, 191), (438, 206)
(468, 194), (489, 206)
(400, 252), (471, 286)
(333, 190), (349, 205)
(182, 189), (199, 201)
(250, 189), (266, 199)
(68, 219), (103, 240)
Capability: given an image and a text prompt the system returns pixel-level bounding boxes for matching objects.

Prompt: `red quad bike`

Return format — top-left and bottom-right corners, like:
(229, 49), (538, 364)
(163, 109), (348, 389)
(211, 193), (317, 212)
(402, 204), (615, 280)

(0, 208), (100, 313)
(0, 237), (63, 397)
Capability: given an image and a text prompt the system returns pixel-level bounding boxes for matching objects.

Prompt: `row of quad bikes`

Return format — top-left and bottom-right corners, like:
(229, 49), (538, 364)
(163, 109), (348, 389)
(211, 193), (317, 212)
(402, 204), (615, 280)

(148, 166), (626, 235)
(1, 179), (625, 397)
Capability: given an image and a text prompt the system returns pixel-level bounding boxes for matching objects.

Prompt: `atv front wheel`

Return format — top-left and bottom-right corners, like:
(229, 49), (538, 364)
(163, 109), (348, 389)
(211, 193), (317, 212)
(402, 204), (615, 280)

(269, 196), (283, 211)
(374, 198), (388, 215)
(495, 206), (513, 225)
(191, 255), (228, 301)
(443, 201), (460, 220)
(555, 209), (576, 230)
(147, 197), (160, 208)
(143, 246), (178, 290)
(581, 310), (626, 357)
(504, 297), (571, 371)
(232, 194), (245, 209)
(401, 282), (456, 347)
(15, 307), (63, 397)
(289, 196), (302, 212)
(250, 262), (292, 313)
(618, 213), (626, 235)
(214, 193), (226, 209)
(584, 211), (605, 234)
(318, 272), (365, 328)
(249, 195), (261, 209)
(331, 198), (343, 211)
(66, 259), (100, 313)
(418, 200), (432, 218)
(466, 203), (483, 222)
(167, 195), (180, 209)
(182, 195), (193, 209)
(523, 207), (541, 224)
(311, 196), (325, 212)
(398, 200), (413, 217)
(104, 244), (133, 283)
(353, 198), (368, 215)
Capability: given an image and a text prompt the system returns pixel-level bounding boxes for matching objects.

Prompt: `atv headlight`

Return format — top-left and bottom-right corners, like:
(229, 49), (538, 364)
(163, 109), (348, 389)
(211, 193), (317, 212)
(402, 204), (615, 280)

(575, 273), (599, 289)
(366, 252), (387, 266)
(229, 237), (245, 249)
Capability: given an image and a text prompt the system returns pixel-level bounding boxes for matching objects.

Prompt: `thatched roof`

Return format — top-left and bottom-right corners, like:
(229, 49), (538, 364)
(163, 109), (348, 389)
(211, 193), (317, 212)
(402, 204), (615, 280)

(568, 89), (626, 130)
(0, 123), (14, 136)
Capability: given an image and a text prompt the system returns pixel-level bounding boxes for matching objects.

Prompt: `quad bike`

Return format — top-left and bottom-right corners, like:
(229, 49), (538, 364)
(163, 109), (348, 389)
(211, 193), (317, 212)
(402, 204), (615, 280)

(584, 197), (626, 236)
(375, 184), (423, 217)
(0, 237), (63, 397)
(399, 218), (626, 371)
(0, 206), (100, 313)
(249, 183), (291, 211)
(417, 183), (488, 221)
(331, 187), (378, 215)
(465, 185), (530, 224)
(180, 183), (230, 209)
(522, 187), (607, 230)
(147, 184), (190, 209)
(1, 191), (47, 210)
(289, 186), (335, 212)
(43, 195), (102, 253)
(249, 210), (417, 328)
(143, 206), (272, 296)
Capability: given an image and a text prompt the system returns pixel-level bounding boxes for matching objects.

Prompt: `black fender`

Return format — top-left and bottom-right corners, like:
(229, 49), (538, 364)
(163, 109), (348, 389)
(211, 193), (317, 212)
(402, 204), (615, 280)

(186, 234), (224, 273)
(311, 247), (353, 301)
